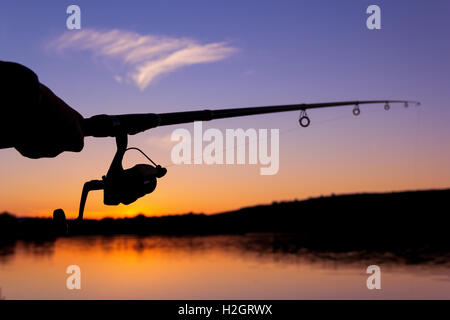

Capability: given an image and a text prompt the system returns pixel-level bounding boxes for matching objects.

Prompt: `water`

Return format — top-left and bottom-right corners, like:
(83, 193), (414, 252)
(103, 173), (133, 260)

(0, 234), (449, 299)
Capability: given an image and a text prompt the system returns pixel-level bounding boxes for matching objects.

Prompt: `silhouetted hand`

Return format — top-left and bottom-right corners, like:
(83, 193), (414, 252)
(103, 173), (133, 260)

(0, 61), (85, 159)
(14, 83), (84, 159)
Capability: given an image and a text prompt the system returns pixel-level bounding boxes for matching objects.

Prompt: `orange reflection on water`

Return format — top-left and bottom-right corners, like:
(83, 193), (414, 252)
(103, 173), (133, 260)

(0, 235), (449, 299)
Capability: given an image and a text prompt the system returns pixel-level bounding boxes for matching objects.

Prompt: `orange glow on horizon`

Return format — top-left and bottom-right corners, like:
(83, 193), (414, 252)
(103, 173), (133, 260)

(1, 111), (450, 220)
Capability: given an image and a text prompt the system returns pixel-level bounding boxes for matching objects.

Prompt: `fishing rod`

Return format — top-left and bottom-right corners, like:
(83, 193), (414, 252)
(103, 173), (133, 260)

(82, 100), (420, 137)
(69, 99), (420, 221)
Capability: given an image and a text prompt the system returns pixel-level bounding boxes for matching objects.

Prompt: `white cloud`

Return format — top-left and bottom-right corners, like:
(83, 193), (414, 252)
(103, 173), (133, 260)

(50, 29), (237, 89)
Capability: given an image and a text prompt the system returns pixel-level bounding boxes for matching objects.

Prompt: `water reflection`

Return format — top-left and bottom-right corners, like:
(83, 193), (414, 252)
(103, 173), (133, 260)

(0, 234), (449, 299)
(2, 233), (449, 267)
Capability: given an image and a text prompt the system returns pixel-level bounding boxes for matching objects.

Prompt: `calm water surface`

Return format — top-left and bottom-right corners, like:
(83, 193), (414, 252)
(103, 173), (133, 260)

(0, 234), (449, 299)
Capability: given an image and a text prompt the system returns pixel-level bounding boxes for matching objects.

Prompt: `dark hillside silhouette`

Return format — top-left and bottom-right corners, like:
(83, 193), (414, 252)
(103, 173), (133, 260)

(1, 189), (449, 255)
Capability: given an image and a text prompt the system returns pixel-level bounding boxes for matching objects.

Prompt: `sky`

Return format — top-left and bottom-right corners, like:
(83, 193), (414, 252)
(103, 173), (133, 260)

(0, 0), (449, 219)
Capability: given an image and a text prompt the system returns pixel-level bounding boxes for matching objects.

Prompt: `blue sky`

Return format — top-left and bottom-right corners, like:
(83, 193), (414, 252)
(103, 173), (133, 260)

(1, 1), (450, 217)
(1, 1), (449, 114)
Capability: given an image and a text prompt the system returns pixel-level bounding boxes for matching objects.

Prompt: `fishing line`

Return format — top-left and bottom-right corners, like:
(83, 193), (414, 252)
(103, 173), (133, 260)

(165, 111), (355, 167)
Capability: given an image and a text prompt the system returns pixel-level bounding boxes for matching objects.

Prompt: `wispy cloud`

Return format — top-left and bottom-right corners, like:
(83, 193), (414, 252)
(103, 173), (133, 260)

(50, 29), (237, 89)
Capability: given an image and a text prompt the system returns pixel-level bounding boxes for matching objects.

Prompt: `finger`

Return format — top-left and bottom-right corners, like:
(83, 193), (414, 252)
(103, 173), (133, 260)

(39, 84), (85, 153)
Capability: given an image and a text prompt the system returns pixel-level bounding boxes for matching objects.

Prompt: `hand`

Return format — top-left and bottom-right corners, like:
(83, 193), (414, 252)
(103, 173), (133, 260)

(15, 84), (84, 158)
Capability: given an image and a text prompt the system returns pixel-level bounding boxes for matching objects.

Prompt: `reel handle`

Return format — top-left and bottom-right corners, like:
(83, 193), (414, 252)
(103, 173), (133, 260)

(77, 179), (104, 221)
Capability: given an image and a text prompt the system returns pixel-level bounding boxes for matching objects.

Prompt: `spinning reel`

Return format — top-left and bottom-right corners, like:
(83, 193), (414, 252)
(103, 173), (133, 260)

(77, 134), (167, 220)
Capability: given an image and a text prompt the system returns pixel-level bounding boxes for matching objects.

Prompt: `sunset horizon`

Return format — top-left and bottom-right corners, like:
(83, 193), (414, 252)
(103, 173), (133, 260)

(4, 185), (450, 220)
